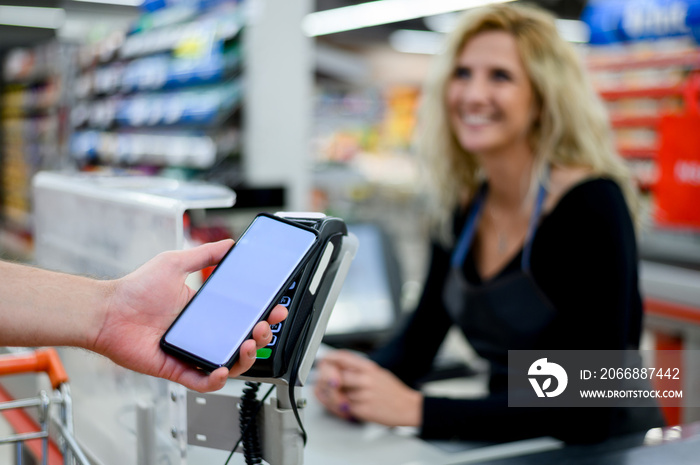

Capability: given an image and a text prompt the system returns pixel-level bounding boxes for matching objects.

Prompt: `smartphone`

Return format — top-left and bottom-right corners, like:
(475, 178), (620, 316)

(160, 213), (319, 372)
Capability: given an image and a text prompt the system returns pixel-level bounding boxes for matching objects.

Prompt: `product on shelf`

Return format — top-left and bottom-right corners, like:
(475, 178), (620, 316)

(66, 0), (246, 179)
(582, 0), (700, 232)
(0, 42), (74, 248)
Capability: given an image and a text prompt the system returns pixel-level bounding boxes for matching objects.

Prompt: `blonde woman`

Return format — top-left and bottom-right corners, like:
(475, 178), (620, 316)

(315, 3), (664, 443)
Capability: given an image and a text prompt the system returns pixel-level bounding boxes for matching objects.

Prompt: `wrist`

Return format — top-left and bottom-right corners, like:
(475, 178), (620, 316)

(406, 390), (424, 427)
(84, 278), (118, 353)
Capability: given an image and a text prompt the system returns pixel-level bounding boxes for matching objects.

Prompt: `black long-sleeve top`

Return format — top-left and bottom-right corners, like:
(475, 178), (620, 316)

(371, 178), (664, 443)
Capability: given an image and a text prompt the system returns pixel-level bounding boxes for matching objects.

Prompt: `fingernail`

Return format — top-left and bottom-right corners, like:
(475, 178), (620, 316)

(248, 348), (257, 359)
(327, 379), (339, 388)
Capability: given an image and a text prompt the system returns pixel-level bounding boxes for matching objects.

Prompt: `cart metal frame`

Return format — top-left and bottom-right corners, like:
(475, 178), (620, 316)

(0, 348), (91, 465)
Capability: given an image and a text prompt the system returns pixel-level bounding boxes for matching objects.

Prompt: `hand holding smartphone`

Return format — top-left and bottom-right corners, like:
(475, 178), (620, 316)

(161, 214), (319, 372)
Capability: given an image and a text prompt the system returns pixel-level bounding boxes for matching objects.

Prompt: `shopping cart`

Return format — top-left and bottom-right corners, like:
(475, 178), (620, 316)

(0, 348), (91, 465)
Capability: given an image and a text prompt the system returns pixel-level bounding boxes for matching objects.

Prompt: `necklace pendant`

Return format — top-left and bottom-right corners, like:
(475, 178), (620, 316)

(497, 233), (507, 254)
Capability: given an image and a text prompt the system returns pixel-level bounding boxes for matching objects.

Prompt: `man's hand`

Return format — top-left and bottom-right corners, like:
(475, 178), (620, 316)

(92, 239), (287, 392)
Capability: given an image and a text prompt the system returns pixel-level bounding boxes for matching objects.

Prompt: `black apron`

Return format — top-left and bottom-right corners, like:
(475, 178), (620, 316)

(442, 180), (665, 440)
(443, 180), (555, 391)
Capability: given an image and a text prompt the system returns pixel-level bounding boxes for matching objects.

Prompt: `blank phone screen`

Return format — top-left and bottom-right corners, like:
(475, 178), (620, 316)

(163, 215), (317, 367)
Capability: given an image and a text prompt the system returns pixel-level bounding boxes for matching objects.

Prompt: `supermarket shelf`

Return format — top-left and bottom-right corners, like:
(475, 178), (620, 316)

(1, 43), (74, 232)
(645, 297), (700, 325)
(592, 45), (700, 234)
(70, 79), (243, 130)
(611, 116), (661, 128)
(2, 44), (68, 84)
(119, 9), (243, 61)
(76, 4), (244, 69)
(599, 85), (686, 100)
(64, 1), (255, 175)
(69, 128), (241, 168)
(640, 260), (700, 320)
(75, 43), (242, 99)
(618, 147), (658, 160)
(587, 50), (700, 71)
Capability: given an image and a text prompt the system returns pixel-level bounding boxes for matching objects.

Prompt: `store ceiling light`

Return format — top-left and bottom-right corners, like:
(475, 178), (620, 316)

(0, 5), (66, 29)
(423, 12), (460, 33)
(389, 29), (445, 55)
(393, 19), (590, 54)
(302, 0), (515, 37)
(555, 19), (590, 43)
(422, 13), (590, 43)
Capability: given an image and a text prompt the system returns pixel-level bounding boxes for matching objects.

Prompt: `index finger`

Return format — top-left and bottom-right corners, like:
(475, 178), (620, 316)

(316, 356), (344, 386)
(249, 305), (288, 343)
(323, 350), (375, 371)
(182, 239), (235, 274)
(267, 305), (288, 325)
(228, 306), (288, 377)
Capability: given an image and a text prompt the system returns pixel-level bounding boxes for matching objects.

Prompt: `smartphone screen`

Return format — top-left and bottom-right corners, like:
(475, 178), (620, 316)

(162, 214), (318, 369)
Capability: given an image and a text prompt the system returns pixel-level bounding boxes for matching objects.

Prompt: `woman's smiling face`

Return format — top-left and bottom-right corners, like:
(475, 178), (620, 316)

(446, 30), (539, 159)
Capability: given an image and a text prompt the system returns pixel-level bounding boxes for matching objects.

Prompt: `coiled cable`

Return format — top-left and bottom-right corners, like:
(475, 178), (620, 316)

(224, 382), (275, 465)
(239, 381), (263, 464)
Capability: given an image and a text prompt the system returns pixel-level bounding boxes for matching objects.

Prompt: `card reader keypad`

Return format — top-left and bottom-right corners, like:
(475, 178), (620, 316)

(256, 279), (297, 360)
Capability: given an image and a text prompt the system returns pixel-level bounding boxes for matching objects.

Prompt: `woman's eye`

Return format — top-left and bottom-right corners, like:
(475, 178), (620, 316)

(454, 67), (470, 79)
(492, 69), (511, 81)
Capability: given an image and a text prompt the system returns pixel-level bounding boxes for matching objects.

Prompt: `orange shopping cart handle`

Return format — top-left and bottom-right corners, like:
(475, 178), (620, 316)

(0, 347), (69, 389)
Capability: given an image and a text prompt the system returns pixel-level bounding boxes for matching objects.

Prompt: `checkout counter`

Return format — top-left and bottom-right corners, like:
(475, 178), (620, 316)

(638, 229), (700, 425)
(185, 225), (700, 464)
(183, 370), (700, 465)
(297, 398), (700, 465)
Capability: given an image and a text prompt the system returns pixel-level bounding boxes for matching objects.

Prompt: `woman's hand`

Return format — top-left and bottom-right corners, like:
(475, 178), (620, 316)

(91, 239), (287, 393)
(314, 352), (353, 420)
(315, 350), (423, 427)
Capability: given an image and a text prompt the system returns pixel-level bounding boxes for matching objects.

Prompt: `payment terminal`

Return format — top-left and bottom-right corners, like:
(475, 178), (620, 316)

(242, 212), (353, 383)
(185, 212), (358, 465)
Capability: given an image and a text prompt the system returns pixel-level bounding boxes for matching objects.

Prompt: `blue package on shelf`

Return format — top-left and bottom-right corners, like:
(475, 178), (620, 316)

(114, 81), (240, 127)
(121, 5), (243, 60)
(178, 88), (220, 124)
(132, 3), (199, 33)
(70, 131), (100, 161)
(141, 0), (194, 13)
(166, 45), (225, 87)
(114, 46), (231, 94)
(121, 55), (170, 92)
(162, 92), (185, 125)
(71, 128), (219, 168)
(141, 0), (241, 15)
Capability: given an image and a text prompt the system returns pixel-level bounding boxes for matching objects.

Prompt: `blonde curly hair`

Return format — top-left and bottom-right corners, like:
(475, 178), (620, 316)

(416, 3), (637, 244)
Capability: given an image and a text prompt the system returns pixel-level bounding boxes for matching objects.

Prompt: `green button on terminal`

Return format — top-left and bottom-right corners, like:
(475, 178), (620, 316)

(256, 348), (272, 359)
